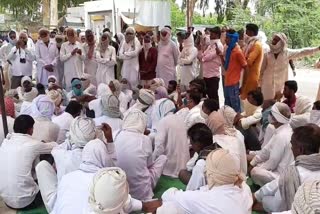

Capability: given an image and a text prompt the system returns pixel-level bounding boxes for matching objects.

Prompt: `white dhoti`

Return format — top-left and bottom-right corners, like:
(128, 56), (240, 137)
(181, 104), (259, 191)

(251, 166), (279, 186)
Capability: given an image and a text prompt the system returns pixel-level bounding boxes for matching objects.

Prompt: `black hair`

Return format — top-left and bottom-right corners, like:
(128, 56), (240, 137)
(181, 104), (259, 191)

(189, 78), (206, 96)
(14, 115), (35, 134)
(164, 25), (172, 30)
(246, 23), (259, 36)
(285, 80), (298, 93)
(292, 124), (320, 155)
(71, 78), (81, 84)
(168, 80), (177, 89)
(103, 28), (111, 33)
(227, 28), (236, 34)
(9, 30), (16, 36)
(314, 101), (320, 110)
(188, 91), (202, 105)
(210, 27), (221, 37)
(65, 101), (83, 117)
(203, 99), (220, 113)
(248, 90), (264, 106)
(187, 123), (213, 147)
(36, 83), (46, 95)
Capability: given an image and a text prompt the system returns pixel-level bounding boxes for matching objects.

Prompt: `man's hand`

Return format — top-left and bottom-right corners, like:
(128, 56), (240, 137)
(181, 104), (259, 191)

(247, 153), (255, 162)
(77, 49), (82, 55)
(233, 113), (244, 125)
(101, 123), (113, 143)
(142, 199), (162, 213)
(274, 91), (283, 101)
(215, 43), (223, 56)
(71, 48), (78, 55)
(44, 64), (54, 72)
(176, 84), (181, 94)
(16, 40), (22, 49)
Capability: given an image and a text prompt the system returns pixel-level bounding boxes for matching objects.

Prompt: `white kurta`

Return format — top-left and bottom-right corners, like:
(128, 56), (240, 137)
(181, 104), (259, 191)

(0, 133), (56, 209)
(0, 116), (14, 145)
(7, 47), (36, 77)
(114, 130), (166, 201)
(260, 47), (320, 100)
(119, 39), (141, 87)
(161, 184), (253, 214)
(156, 41), (179, 87)
(94, 115), (123, 133)
(96, 46), (116, 85)
(83, 43), (98, 86)
(255, 166), (320, 212)
(153, 114), (190, 178)
(35, 40), (59, 86)
(32, 117), (60, 143)
(52, 112), (74, 144)
(290, 112), (311, 129)
(60, 41), (85, 91)
(250, 124), (294, 186)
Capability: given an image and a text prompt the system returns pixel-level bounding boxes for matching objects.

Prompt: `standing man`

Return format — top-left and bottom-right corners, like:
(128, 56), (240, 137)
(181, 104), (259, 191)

(35, 28), (59, 87)
(0, 30), (17, 90)
(241, 23), (263, 100)
(118, 27), (141, 87)
(260, 33), (320, 100)
(83, 29), (98, 86)
(198, 27), (224, 103)
(7, 31), (36, 89)
(156, 27), (179, 87)
(60, 28), (85, 91)
(217, 30), (247, 113)
(139, 35), (158, 87)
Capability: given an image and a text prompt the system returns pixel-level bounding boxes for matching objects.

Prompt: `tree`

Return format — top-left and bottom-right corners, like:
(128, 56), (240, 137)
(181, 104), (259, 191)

(181, 0), (209, 26)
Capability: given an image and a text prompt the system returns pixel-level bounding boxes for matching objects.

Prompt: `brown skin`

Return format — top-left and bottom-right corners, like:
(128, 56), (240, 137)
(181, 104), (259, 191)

(23, 81), (33, 93)
(85, 30), (95, 45)
(100, 123), (113, 143)
(108, 81), (116, 93)
(201, 105), (211, 116)
(245, 30), (255, 37)
(167, 83), (176, 94)
(179, 169), (192, 185)
(27, 127), (34, 136)
(142, 200), (162, 213)
(210, 32), (219, 40)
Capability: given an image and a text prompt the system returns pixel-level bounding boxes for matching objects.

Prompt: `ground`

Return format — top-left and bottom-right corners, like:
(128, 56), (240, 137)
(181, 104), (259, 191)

(0, 67), (319, 214)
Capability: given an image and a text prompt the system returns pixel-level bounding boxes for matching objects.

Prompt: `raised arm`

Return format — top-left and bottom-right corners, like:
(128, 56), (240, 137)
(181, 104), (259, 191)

(288, 46), (320, 60)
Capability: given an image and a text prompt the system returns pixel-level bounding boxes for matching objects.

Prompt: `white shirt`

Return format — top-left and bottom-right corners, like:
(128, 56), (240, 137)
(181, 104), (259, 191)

(52, 112), (74, 144)
(0, 115), (14, 145)
(153, 114), (190, 178)
(162, 184), (253, 214)
(240, 107), (262, 129)
(250, 124), (294, 175)
(114, 130), (154, 201)
(0, 133), (56, 208)
(94, 115), (123, 134)
(19, 101), (33, 115)
(32, 117), (60, 143)
(7, 46), (35, 77)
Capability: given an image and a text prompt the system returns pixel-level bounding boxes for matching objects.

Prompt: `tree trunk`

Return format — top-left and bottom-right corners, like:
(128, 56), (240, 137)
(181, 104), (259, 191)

(43, 0), (50, 27)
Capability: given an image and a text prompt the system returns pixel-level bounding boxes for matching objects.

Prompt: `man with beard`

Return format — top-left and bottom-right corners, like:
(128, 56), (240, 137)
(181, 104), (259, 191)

(260, 33), (320, 100)
(83, 29), (98, 86)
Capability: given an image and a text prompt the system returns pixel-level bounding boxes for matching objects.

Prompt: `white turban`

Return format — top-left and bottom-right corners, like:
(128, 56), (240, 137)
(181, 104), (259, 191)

(21, 76), (32, 86)
(122, 109), (147, 134)
(31, 94), (55, 119)
(295, 96), (313, 115)
(89, 167), (129, 214)
(206, 149), (245, 189)
(271, 102), (291, 124)
(291, 180), (320, 214)
(138, 89), (155, 106)
(79, 139), (115, 173)
(219, 106), (237, 137)
(47, 90), (62, 107)
(47, 75), (57, 83)
(68, 116), (96, 148)
(125, 27), (136, 35)
(97, 83), (112, 98)
(81, 73), (92, 89)
(101, 94), (122, 119)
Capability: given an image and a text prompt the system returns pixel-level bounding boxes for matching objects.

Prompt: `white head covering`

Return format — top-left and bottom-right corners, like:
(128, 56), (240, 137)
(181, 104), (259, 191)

(183, 32), (194, 48)
(89, 167), (129, 214)
(116, 33), (125, 45)
(81, 73), (92, 89)
(154, 98), (176, 126)
(270, 33), (288, 54)
(111, 80), (121, 98)
(47, 90), (62, 107)
(291, 180), (320, 214)
(101, 94), (122, 119)
(21, 76), (32, 86)
(68, 116), (96, 148)
(79, 139), (115, 173)
(295, 96), (313, 115)
(271, 102), (291, 124)
(219, 106), (237, 137)
(160, 27), (171, 45)
(47, 75), (57, 83)
(21, 88), (38, 102)
(97, 83), (112, 98)
(310, 110), (320, 126)
(138, 89), (155, 106)
(122, 109), (147, 134)
(31, 94), (55, 119)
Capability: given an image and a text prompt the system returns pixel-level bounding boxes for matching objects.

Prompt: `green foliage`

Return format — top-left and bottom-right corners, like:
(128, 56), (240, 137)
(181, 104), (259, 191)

(170, 0), (186, 31)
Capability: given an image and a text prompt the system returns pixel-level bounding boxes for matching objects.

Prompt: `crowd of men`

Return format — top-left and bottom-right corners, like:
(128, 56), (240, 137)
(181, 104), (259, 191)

(0, 22), (319, 214)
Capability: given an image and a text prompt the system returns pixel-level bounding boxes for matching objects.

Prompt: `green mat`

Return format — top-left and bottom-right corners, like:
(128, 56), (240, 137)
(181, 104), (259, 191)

(153, 175), (186, 199)
(17, 206), (47, 214)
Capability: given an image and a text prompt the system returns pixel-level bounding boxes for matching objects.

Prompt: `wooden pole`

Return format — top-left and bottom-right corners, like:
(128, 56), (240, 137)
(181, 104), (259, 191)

(0, 66), (8, 138)
(186, 0), (190, 27)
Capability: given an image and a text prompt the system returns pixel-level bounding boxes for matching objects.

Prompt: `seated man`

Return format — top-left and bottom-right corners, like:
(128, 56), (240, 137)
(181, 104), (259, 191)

(199, 98), (220, 120)
(160, 149), (253, 214)
(310, 100), (320, 126)
(18, 76), (39, 115)
(0, 115), (57, 209)
(282, 80), (298, 113)
(253, 124), (320, 213)
(248, 102), (294, 186)
(290, 96), (313, 129)
(167, 80), (178, 103)
(235, 89), (264, 151)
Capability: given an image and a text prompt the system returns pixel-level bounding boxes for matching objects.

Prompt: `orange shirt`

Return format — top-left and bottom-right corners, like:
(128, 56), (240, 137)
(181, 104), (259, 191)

(225, 45), (247, 86)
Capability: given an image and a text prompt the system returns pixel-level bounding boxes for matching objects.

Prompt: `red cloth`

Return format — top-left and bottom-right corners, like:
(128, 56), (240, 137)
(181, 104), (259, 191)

(139, 47), (158, 80)
(0, 97), (15, 118)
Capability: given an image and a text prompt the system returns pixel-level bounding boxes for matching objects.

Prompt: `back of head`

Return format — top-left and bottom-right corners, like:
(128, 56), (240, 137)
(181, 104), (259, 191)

(292, 124), (320, 155)
(65, 101), (82, 117)
(313, 101), (320, 110)
(271, 102), (291, 124)
(168, 80), (177, 90)
(210, 26), (221, 38)
(246, 23), (259, 36)
(101, 94), (121, 118)
(207, 111), (226, 135)
(36, 83), (46, 95)
(89, 167), (129, 214)
(188, 91), (202, 106)
(248, 90), (264, 106)
(123, 109), (147, 134)
(187, 123), (213, 147)
(295, 96), (313, 115)
(14, 115), (35, 134)
(285, 80), (298, 93)
(69, 116), (96, 147)
(206, 149), (244, 189)
(138, 89), (155, 106)
(291, 180), (320, 214)
(203, 99), (220, 113)
(189, 78), (206, 96)
(31, 94), (55, 119)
